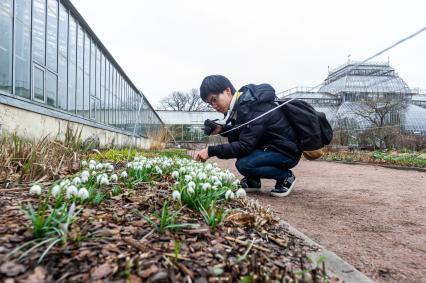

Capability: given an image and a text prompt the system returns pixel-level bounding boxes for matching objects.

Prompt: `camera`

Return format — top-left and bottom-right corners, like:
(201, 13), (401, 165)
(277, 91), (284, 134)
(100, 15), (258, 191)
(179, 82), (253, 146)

(203, 119), (221, 136)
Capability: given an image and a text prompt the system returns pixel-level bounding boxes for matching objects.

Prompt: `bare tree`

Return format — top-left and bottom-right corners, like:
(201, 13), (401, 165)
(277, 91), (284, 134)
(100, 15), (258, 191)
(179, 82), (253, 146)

(158, 89), (211, 111)
(351, 94), (408, 148)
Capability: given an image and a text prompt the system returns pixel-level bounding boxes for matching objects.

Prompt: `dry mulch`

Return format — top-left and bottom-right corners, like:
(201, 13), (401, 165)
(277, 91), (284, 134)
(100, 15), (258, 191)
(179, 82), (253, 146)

(0, 181), (340, 283)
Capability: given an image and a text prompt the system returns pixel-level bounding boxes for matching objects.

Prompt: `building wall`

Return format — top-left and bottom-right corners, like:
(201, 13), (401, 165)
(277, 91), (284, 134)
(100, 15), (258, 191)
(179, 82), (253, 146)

(0, 103), (152, 148)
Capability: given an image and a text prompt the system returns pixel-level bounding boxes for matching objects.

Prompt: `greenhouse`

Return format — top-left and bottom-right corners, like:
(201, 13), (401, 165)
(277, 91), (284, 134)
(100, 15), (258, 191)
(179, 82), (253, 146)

(283, 61), (426, 136)
(0, 0), (162, 141)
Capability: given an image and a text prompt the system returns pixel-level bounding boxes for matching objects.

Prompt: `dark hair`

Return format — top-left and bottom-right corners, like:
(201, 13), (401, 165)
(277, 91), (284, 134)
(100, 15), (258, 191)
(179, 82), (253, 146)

(199, 75), (236, 102)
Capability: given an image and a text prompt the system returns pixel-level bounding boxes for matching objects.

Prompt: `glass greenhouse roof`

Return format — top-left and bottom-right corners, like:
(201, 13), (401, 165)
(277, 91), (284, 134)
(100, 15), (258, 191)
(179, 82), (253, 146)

(319, 61), (411, 94)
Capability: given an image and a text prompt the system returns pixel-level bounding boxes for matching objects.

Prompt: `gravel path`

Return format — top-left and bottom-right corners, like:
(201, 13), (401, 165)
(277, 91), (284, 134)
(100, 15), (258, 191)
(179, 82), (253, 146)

(212, 158), (426, 283)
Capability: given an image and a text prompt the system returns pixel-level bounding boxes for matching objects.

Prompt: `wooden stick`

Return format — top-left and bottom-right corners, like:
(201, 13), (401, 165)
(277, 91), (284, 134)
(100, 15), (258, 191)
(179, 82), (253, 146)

(225, 236), (270, 253)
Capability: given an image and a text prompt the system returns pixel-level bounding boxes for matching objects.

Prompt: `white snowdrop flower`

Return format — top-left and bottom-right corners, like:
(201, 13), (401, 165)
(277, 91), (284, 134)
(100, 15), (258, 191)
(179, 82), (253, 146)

(127, 163), (133, 168)
(235, 188), (247, 198)
(155, 166), (162, 174)
(81, 176), (89, 183)
(202, 183), (211, 190)
(100, 177), (109, 186)
(211, 176), (219, 183)
(179, 167), (186, 174)
(213, 162), (218, 167)
(81, 160), (88, 167)
(110, 174), (118, 182)
(106, 164), (114, 172)
(197, 172), (207, 180)
(145, 164), (151, 169)
(187, 187), (195, 194)
(73, 176), (81, 185)
(66, 185), (78, 198)
(120, 171), (128, 179)
(96, 163), (103, 170)
(171, 171), (179, 179)
(78, 188), (89, 200)
(81, 170), (90, 179)
(187, 181), (196, 189)
(233, 179), (241, 186)
(225, 190), (235, 200)
(59, 181), (67, 188)
(205, 163), (213, 171)
(172, 190), (181, 201)
(212, 186), (218, 191)
(214, 181), (222, 187)
(89, 159), (97, 165)
(184, 175), (192, 182)
(29, 184), (42, 196)
(51, 185), (61, 198)
(134, 156), (140, 162)
(89, 163), (96, 170)
(91, 170), (97, 176)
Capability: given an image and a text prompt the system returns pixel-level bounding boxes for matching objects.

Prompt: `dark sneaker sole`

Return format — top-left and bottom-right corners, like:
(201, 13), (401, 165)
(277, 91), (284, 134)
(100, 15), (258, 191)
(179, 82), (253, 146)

(270, 180), (296, 197)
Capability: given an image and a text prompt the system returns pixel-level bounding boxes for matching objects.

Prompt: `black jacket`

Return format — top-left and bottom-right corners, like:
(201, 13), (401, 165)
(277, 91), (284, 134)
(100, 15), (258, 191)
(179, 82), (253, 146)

(207, 84), (302, 160)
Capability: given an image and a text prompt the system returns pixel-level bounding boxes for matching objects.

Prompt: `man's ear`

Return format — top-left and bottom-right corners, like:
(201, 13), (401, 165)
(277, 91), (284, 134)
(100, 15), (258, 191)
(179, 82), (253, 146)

(224, 87), (232, 97)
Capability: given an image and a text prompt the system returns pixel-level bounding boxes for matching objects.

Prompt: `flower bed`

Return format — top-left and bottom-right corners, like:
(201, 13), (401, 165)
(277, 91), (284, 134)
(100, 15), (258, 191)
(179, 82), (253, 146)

(0, 152), (339, 282)
(322, 150), (426, 168)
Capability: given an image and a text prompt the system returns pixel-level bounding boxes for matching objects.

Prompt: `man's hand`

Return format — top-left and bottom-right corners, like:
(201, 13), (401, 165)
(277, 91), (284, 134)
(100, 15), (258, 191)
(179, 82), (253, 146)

(195, 148), (209, 162)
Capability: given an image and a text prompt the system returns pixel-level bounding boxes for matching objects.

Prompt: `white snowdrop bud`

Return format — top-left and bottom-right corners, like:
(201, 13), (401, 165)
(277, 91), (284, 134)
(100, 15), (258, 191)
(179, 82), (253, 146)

(100, 177), (109, 186)
(187, 187), (195, 194)
(81, 176), (89, 183)
(225, 190), (235, 200)
(106, 164), (114, 172)
(96, 163), (103, 170)
(29, 184), (42, 196)
(81, 160), (88, 167)
(202, 183), (211, 190)
(110, 174), (118, 182)
(235, 188), (247, 198)
(187, 181), (195, 189)
(78, 188), (89, 200)
(66, 185), (78, 198)
(120, 171), (128, 179)
(171, 171), (179, 179)
(184, 175), (192, 182)
(81, 170), (90, 179)
(73, 177), (81, 185)
(172, 190), (181, 201)
(51, 185), (61, 198)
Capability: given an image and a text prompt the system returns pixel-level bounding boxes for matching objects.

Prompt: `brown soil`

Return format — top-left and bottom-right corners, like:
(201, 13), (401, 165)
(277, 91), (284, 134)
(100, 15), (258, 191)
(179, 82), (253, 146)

(212, 158), (426, 283)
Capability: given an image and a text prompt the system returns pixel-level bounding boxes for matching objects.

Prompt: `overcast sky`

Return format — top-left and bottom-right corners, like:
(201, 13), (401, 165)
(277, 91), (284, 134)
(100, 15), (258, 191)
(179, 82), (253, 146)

(70, 0), (426, 107)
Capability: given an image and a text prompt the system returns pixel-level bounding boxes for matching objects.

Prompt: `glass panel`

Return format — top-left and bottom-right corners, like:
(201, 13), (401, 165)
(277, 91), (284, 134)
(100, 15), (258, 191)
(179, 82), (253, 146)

(83, 33), (90, 118)
(57, 3), (67, 110)
(16, 0), (31, 24)
(90, 96), (95, 120)
(100, 54), (105, 123)
(15, 20), (31, 99)
(46, 71), (57, 106)
(0, 5), (13, 93)
(105, 61), (110, 124)
(90, 42), (95, 96)
(33, 0), (46, 65)
(67, 15), (76, 113)
(46, 0), (58, 71)
(76, 25), (84, 116)
(34, 67), (44, 101)
(95, 47), (100, 98)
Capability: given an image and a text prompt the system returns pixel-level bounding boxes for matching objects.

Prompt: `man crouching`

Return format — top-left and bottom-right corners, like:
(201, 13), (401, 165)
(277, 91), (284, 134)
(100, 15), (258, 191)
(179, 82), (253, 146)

(194, 75), (301, 197)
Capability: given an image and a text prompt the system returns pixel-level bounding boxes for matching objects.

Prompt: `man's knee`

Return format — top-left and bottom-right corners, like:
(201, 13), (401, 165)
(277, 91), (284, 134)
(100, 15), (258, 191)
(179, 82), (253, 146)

(235, 158), (254, 175)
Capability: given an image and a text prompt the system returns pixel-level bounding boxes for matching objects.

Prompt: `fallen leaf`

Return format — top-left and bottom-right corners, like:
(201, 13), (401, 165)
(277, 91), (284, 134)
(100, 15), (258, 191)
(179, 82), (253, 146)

(91, 263), (117, 280)
(0, 261), (26, 276)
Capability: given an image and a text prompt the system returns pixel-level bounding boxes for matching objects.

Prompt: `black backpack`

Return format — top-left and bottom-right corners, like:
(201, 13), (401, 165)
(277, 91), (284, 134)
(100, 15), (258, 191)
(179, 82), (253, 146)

(276, 98), (333, 152)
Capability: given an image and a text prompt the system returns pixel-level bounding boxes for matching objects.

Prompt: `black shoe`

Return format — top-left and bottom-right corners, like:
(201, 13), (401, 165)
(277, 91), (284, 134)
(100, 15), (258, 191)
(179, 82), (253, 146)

(270, 172), (296, 197)
(240, 177), (261, 192)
